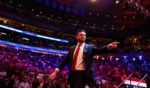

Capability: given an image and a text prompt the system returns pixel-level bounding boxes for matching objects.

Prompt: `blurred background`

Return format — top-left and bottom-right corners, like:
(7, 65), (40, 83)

(0, 0), (150, 88)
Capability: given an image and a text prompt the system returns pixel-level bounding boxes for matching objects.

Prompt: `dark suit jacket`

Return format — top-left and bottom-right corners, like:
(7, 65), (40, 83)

(58, 43), (108, 84)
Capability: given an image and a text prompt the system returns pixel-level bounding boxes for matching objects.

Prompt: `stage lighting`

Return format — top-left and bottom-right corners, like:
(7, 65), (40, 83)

(116, 0), (120, 4)
(133, 58), (136, 61)
(116, 58), (119, 61)
(102, 57), (105, 60)
(0, 32), (6, 35)
(139, 56), (142, 60)
(123, 56), (127, 59)
(91, 0), (97, 2)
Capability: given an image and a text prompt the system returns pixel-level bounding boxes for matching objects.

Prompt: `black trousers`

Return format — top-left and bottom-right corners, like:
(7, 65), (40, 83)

(68, 70), (97, 88)
(69, 70), (87, 88)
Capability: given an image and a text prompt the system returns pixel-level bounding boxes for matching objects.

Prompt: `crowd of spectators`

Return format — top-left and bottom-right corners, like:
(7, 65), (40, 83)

(1, 28), (150, 54)
(93, 56), (150, 88)
(0, 46), (69, 88)
(0, 45), (150, 88)
(122, 0), (150, 16)
(0, 29), (70, 51)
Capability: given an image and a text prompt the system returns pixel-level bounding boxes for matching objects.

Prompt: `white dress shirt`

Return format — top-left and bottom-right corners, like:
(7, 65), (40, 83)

(73, 42), (85, 70)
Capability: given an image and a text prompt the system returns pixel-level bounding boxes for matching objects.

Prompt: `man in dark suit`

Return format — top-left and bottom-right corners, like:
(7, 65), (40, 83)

(50, 30), (119, 88)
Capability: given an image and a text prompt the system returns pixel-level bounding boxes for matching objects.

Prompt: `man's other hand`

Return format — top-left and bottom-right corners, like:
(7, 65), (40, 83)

(107, 42), (120, 49)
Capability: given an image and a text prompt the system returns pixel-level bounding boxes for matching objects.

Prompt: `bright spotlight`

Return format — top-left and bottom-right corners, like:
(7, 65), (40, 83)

(133, 58), (136, 61)
(116, 58), (119, 61)
(116, 0), (120, 4)
(139, 56), (142, 60)
(91, 0), (97, 2)
(102, 57), (105, 60)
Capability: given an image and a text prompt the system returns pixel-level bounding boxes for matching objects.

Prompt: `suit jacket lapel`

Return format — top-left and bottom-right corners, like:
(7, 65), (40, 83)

(70, 45), (76, 60)
(83, 43), (88, 60)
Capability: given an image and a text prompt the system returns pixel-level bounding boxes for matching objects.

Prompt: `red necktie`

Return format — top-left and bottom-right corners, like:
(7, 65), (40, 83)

(71, 44), (81, 70)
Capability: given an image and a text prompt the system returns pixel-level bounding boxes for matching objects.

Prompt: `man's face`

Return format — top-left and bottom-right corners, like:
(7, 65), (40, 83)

(76, 31), (86, 42)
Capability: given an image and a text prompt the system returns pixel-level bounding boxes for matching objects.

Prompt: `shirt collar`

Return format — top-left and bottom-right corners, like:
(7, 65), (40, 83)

(77, 42), (85, 47)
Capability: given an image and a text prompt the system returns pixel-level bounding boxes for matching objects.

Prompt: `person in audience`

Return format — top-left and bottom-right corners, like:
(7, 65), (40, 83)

(18, 77), (30, 88)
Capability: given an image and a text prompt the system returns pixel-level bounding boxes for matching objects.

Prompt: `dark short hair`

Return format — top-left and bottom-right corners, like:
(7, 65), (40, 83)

(76, 29), (86, 35)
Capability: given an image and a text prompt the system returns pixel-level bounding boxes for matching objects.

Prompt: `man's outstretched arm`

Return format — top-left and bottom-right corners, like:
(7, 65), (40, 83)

(92, 42), (120, 54)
